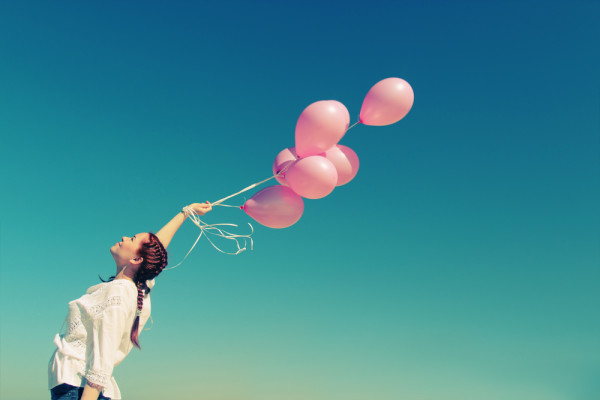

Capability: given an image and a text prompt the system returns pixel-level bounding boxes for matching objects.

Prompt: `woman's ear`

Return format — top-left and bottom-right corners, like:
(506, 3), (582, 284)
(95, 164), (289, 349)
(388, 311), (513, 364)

(130, 256), (144, 266)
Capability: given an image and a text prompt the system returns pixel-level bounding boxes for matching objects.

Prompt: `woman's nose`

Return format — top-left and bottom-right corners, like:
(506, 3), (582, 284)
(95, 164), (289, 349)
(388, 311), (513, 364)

(122, 236), (127, 242)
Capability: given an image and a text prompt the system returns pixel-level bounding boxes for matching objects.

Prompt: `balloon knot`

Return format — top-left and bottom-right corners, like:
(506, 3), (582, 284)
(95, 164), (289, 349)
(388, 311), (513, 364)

(240, 205), (244, 210)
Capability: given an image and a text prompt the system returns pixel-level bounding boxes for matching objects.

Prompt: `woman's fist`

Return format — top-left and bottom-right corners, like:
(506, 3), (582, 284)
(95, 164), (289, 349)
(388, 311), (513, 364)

(189, 201), (212, 216)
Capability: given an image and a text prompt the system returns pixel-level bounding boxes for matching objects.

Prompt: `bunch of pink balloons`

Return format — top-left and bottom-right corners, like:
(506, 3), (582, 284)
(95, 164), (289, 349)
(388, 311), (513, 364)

(242, 77), (414, 228)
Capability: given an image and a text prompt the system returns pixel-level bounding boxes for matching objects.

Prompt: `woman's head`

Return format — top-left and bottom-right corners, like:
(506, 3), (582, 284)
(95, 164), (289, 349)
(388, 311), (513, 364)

(110, 233), (151, 272)
(110, 232), (168, 277)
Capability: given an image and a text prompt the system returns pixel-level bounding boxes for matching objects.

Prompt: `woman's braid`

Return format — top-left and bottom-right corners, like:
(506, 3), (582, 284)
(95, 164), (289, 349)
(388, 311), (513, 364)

(130, 232), (168, 349)
(135, 280), (145, 313)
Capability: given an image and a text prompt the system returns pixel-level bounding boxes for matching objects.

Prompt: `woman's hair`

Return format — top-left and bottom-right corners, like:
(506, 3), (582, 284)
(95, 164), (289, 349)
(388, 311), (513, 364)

(130, 232), (168, 349)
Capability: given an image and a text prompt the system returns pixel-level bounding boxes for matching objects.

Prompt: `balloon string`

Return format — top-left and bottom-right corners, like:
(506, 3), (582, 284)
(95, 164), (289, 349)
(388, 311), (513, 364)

(212, 161), (294, 206)
(143, 316), (154, 331)
(212, 175), (277, 206)
(347, 120), (361, 131)
(165, 213), (254, 270)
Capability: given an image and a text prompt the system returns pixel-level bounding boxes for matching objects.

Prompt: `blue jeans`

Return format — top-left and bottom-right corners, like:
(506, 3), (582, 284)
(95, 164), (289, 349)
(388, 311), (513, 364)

(50, 383), (111, 400)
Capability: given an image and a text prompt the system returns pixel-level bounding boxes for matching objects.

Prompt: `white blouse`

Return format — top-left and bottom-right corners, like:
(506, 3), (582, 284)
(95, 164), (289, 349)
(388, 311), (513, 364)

(48, 279), (152, 400)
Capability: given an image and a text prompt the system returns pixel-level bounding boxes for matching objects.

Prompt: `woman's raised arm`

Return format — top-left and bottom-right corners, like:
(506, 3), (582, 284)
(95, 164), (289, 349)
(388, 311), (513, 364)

(156, 202), (212, 249)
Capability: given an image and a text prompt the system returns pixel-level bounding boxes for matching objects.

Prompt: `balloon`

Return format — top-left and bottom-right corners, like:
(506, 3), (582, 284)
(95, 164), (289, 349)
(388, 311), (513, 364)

(285, 155), (338, 199)
(273, 161), (294, 186)
(242, 185), (304, 229)
(272, 147), (299, 186)
(331, 100), (351, 126)
(359, 78), (414, 126)
(295, 100), (350, 157)
(324, 145), (359, 186)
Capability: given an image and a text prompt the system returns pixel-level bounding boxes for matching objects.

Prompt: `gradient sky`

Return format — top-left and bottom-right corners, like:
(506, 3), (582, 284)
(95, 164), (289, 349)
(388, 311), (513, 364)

(1, 1), (599, 400)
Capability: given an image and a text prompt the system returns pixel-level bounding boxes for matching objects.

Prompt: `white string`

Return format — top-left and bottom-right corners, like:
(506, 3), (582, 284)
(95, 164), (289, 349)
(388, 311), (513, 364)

(211, 158), (295, 206)
(348, 120), (361, 131)
(143, 315), (154, 331)
(212, 175), (277, 206)
(165, 211), (254, 270)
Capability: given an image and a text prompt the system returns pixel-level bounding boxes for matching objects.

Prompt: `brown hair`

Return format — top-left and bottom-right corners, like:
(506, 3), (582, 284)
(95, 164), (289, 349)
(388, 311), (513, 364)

(130, 232), (168, 349)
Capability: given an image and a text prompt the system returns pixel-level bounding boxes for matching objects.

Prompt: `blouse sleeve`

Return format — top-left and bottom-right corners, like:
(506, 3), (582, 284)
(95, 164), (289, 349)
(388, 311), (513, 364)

(85, 286), (132, 388)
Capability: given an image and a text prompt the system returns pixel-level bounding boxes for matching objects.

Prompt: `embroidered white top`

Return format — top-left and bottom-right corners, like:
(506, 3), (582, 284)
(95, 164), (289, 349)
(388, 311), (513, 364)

(48, 279), (152, 400)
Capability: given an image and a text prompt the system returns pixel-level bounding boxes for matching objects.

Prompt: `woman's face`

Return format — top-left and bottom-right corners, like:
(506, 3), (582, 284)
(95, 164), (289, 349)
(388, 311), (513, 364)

(110, 232), (150, 267)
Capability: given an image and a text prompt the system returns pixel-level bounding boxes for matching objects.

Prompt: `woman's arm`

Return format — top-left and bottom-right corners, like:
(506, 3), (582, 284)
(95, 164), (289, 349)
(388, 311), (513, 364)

(156, 202), (212, 249)
(81, 383), (101, 400)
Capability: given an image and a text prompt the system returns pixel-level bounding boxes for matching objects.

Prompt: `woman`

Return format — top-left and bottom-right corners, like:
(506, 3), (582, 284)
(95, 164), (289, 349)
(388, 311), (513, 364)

(48, 202), (212, 400)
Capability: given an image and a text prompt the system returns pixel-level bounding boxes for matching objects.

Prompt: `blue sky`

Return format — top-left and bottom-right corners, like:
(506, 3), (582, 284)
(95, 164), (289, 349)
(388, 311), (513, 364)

(1, 1), (599, 399)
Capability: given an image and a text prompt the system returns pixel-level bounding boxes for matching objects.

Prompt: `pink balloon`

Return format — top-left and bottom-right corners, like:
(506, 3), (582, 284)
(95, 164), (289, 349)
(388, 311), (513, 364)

(331, 101), (351, 127)
(242, 185), (304, 229)
(295, 100), (350, 158)
(360, 78), (414, 126)
(285, 156), (338, 199)
(272, 147), (299, 186)
(324, 145), (360, 186)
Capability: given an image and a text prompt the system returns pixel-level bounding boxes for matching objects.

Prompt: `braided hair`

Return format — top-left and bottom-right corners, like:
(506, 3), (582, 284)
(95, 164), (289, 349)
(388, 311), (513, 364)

(130, 232), (168, 349)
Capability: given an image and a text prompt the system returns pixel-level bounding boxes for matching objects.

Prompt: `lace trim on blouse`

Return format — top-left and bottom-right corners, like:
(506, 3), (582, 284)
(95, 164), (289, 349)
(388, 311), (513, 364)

(86, 368), (110, 387)
(89, 296), (122, 317)
(67, 318), (82, 334)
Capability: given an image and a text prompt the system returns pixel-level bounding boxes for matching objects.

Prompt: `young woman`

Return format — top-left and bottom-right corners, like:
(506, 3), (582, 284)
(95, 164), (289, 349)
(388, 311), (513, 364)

(48, 202), (212, 400)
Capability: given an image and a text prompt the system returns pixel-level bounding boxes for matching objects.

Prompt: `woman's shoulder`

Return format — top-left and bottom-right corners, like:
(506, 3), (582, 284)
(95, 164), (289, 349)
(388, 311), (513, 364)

(107, 279), (138, 296)
(87, 279), (137, 302)
(74, 280), (137, 318)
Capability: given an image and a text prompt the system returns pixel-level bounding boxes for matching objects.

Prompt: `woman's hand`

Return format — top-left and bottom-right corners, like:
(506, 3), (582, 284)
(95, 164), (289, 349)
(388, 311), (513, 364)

(189, 201), (212, 216)
(157, 202), (213, 249)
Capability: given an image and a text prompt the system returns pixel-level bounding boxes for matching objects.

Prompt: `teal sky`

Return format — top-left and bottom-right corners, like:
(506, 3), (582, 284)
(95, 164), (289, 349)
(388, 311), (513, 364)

(1, 1), (599, 399)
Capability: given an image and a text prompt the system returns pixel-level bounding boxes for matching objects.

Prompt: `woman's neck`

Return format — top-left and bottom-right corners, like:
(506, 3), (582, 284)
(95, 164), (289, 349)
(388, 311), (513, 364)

(115, 265), (135, 283)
